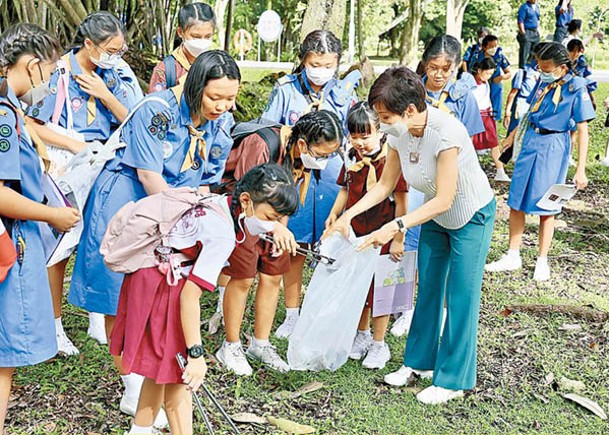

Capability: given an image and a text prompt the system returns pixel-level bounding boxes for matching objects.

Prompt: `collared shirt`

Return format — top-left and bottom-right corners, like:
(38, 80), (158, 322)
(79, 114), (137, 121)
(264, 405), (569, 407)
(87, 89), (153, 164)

(463, 43), (484, 71)
(422, 74), (485, 137)
(573, 55), (598, 93)
(471, 48), (511, 119)
(527, 73), (596, 131)
(518, 2), (540, 30)
(387, 107), (494, 230)
(511, 63), (538, 100)
(555, 3), (574, 27)
(0, 80), (44, 203)
(148, 46), (190, 94)
(108, 89), (233, 187)
(27, 49), (141, 142)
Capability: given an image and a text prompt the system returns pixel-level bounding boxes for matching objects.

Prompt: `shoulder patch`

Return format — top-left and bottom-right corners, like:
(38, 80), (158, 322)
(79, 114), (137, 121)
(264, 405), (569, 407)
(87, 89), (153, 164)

(0, 139), (10, 152)
(0, 125), (13, 137)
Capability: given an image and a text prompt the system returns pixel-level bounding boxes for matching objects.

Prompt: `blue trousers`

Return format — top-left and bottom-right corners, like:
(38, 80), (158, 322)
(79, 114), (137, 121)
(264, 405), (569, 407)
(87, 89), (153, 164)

(403, 199), (496, 390)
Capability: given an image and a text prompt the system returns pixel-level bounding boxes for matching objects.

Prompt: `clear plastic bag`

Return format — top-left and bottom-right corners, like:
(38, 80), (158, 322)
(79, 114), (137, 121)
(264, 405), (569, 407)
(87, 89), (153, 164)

(287, 231), (380, 371)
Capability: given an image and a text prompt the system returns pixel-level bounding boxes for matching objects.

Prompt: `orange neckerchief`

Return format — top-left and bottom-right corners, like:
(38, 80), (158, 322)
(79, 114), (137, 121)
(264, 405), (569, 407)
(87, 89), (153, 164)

(347, 143), (388, 191)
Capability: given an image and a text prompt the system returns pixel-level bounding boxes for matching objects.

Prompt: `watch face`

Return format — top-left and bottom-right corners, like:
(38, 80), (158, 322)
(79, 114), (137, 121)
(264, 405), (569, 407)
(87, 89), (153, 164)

(188, 345), (204, 358)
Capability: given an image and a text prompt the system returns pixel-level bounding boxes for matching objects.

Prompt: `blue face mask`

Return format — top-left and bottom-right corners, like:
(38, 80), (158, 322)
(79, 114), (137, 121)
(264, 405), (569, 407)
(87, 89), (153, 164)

(539, 71), (558, 83)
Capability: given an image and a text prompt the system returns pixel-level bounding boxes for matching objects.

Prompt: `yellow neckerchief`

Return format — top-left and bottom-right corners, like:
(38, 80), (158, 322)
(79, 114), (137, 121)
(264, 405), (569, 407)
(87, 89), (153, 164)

(172, 45), (191, 72)
(170, 83), (207, 173)
(16, 107), (50, 172)
(62, 53), (97, 127)
(289, 146), (311, 206)
(347, 143), (388, 191)
(425, 90), (451, 114)
(304, 90), (324, 115)
(530, 78), (567, 113)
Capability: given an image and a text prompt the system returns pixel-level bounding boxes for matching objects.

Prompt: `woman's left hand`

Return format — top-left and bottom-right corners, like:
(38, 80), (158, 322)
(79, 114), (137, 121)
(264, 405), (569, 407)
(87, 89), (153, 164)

(357, 223), (398, 252)
(389, 238), (405, 263)
(74, 72), (112, 101)
(271, 223), (298, 255)
(573, 168), (588, 190)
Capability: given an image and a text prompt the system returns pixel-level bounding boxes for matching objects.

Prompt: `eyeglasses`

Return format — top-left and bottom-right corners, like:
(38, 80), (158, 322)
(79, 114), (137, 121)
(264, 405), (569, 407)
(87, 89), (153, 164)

(93, 42), (129, 58)
(426, 64), (454, 77)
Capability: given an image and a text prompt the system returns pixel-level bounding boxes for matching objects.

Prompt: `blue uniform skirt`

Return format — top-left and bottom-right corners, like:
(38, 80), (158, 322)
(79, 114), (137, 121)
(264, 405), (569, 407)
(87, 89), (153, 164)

(0, 220), (57, 367)
(507, 128), (570, 215)
(288, 155), (342, 244)
(68, 167), (147, 316)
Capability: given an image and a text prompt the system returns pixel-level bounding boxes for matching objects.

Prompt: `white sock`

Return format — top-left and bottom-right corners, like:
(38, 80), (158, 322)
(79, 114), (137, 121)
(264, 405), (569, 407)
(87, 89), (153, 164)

(285, 308), (299, 318)
(54, 317), (64, 335)
(252, 337), (270, 348)
(216, 286), (226, 313)
(129, 424), (154, 434)
(372, 339), (385, 346)
(224, 339), (240, 347)
(507, 249), (520, 258)
(537, 256), (548, 265)
(357, 329), (371, 336)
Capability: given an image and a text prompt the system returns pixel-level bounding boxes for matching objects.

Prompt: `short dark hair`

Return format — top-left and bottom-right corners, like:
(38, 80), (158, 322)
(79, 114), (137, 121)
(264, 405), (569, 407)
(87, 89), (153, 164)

(233, 163), (299, 217)
(421, 35), (462, 67)
(184, 50), (241, 116)
(482, 35), (499, 48)
(567, 19), (582, 34)
(73, 11), (125, 46)
(178, 2), (216, 31)
(368, 66), (427, 115)
(347, 101), (380, 136)
(566, 39), (584, 53)
(536, 42), (572, 69)
(0, 23), (62, 71)
(294, 30), (342, 74)
(472, 57), (497, 74)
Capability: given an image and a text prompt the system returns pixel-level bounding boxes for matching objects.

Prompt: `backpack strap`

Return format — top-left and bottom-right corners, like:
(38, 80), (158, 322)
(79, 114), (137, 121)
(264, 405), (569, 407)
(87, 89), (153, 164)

(51, 55), (72, 127)
(163, 55), (178, 89)
(256, 127), (282, 163)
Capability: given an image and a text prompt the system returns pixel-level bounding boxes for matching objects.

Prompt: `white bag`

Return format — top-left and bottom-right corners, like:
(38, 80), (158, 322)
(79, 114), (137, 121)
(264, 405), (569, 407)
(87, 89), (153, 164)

(287, 231), (380, 372)
(47, 96), (170, 266)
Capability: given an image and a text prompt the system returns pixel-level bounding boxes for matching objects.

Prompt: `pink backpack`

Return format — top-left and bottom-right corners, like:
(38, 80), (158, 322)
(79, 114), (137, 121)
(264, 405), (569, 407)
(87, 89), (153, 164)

(100, 187), (229, 274)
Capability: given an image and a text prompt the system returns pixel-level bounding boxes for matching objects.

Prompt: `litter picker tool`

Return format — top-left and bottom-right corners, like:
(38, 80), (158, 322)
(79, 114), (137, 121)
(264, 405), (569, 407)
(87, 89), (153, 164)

(259, 233), (336, 266)
(176, 353), (241, 434)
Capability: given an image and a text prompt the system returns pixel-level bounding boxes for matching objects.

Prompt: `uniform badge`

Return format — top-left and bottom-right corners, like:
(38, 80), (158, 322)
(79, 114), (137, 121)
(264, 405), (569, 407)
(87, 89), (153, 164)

(192, 160), (201, 170)
(31, 108), (40, 117)
(288, 111), (300, 125)
(106, 78), (117, 88)
(569, 84), (574, 92)
(71, 97), (83, 112)
(0, 125), (12, 137)
(154, 83), (165, 92)
(162, 141), (173, 159)
(157, 131), (166, 140)
(50, 86), (58, 95)
(148, 125), (158, 135)
(210, 145), (223, 159)
(0, 139), (10, 153)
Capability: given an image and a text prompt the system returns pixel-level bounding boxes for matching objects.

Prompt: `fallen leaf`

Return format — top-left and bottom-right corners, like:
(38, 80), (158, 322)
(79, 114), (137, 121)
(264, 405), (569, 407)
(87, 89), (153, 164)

(532, 393), (549, 404)
(207, 312), (222, 335)
(558, 376), (586, 392)
(266, 416), (316, 434)
(558, 323), (582, 332)
(589, 342), (599, 351)
(543, 373), (555, 386)
(231, 412), (267, 424)
(499, 308), (513, 317)
(275, 381), (325, 400)
(563, 394), (608, 420)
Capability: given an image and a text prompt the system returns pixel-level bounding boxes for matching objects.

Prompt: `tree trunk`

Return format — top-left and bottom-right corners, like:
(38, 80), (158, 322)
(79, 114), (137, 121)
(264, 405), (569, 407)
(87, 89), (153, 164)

(399, 0), (424, 68)
(445, 0), (469, 40)
(214, 0), (230, 51)
(357, 0), (363, 57)
(300, 0), (347, 41)
(224, 0), (235, 51)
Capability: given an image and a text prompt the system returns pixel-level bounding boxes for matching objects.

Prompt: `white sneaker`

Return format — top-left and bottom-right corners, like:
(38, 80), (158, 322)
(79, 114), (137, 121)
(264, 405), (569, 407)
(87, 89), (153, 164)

(275, 313), (299, 339)
(485, 253), (522, 272)
(416, 385), (464, 405)
(362, 341), (391, 369)
(119, 393), (169, 429)
(246, 342), (290, 372)
(56, 330), (79, 356)
(569, 157), (577, 167)
(494, 169), (511, 182)
(87, 312), (107, 345)
(384, 365), (433, 386)
(533, 258), (551, 282)
(216, 341), (253, 376)
(600, 156), (609, 167)
(349, 330), (372, 360)
(391, 310), (414, 337)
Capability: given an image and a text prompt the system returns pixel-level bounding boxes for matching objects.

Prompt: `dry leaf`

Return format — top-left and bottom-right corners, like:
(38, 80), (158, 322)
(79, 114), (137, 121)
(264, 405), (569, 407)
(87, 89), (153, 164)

(499, 308), (513, 317)
(558, 377), (586, 392)
(276, 381), (325, 399)
(231, 412), (267, 424)
(266, 416), (316, 434)
(543, 372), (555, 386)
(207, 312), (222, 335)
(532, 393), (549, 404)
(558, 323), (582, 332)
(563, 393), (608, 420)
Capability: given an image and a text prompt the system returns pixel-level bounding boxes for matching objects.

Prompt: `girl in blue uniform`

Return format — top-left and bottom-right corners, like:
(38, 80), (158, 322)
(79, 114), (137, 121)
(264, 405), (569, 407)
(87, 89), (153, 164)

(0, 23), (81, 435)
(26, 11), (144, 355)
(420, 35), (485, 138)
(260, 30), (359, 337)
(68, 50), (239, 423)
(486, 43), (595, 282)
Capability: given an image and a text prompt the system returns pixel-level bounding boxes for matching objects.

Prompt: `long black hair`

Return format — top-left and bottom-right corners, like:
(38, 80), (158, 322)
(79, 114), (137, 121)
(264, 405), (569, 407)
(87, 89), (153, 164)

(421, 35), (462, 67)
(283, 110), (344, 172)
(73, 11), (125, 47)
(294, 30), (342, 74)
(183, 50), (241, 116)
(233, 163), (298, 217)
(0, 23), (62, 73)
(536, 42), (572, 70)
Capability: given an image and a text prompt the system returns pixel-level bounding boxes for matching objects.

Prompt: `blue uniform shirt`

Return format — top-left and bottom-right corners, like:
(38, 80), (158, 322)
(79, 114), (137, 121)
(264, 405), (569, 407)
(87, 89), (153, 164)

(28, 49), (142, 142)
(573, 54), (598, 93)
(261, 69), (359, 133)
(518, 2), (541, 30)
(472, 48), (511, 120)
(109, 89), (233, 187)
(463, 43), (484, 72)
(527, 73), (595, 131)
(555, 3), (574, 28)
(422, 73), (485, 136)
(512, 63), (538, 100)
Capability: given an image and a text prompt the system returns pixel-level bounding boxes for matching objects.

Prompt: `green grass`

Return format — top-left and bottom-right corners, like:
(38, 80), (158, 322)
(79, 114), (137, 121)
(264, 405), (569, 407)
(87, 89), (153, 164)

(5, 86), (609, 435)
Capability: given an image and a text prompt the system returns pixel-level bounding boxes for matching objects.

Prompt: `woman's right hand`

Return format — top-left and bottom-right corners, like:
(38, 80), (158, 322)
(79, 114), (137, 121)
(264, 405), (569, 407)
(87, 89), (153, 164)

(322, 214), (351, 240)
(48, 207), (80, 233)
(324, 212), (338, 230)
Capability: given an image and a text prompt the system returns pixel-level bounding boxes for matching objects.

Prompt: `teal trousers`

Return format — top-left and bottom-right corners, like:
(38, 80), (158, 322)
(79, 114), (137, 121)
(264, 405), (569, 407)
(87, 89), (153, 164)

(404, 199), (496, 390)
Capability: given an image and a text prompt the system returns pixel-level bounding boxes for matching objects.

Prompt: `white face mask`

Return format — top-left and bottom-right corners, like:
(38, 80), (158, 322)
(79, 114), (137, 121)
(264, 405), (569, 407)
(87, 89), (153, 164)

(305, 66), (336, 86)
(239, 203), (276, 236)
(90, 52), (121, 70)
(379, 122), (407, 138)
(487, 47), (498, 56)
(19, 62), (51, 107)
(363, 144), (382, 156)
(300, 152), (329, 170)
(183, 38), (213, 58)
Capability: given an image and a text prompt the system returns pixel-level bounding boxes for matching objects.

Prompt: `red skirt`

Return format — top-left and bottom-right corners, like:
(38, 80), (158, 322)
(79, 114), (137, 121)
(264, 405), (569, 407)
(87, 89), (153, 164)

(110, 267), (188, 384)
(472, 108), (499, 150)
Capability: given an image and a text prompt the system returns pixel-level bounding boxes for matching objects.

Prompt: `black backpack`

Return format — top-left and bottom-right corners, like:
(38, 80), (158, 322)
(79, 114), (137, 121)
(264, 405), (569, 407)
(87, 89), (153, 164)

(230, 118), (284, 163)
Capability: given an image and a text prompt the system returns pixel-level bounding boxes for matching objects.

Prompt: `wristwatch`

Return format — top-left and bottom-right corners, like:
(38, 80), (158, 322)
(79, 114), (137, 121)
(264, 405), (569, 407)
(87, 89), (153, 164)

(187, 344), (205, 359)
(394, 218), (406, 233)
